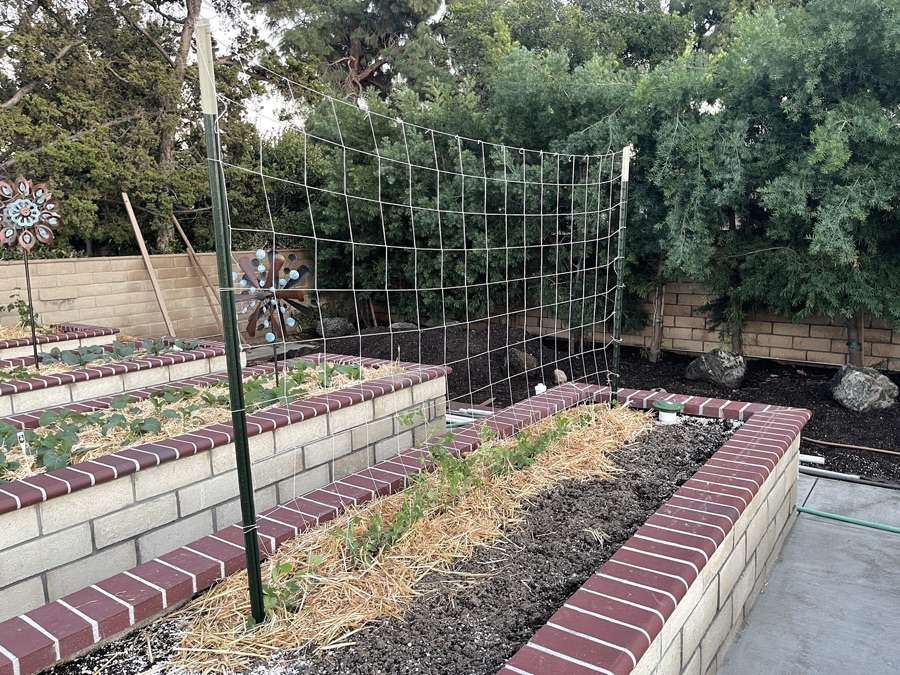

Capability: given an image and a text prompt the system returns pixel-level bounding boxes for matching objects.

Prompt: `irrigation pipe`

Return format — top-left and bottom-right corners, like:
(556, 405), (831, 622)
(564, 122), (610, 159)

(800, 466), (859, 481)
(796, 506), (900, 534)
(802, 436), (900, 458)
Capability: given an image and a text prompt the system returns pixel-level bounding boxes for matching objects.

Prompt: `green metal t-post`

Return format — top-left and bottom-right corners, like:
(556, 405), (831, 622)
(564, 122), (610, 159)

(609, 145), (632, 405)
(195, 18), (266, 625)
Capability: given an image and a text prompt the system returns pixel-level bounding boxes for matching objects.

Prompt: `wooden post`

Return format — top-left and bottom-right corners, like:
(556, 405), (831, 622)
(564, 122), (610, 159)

(172, 214), (224, 336)
(649, 281), (666, 363)
(122, 192), (176, 336)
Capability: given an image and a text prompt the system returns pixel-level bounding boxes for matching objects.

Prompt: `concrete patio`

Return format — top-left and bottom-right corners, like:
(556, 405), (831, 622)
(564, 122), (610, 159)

(719, 473), (900, 674)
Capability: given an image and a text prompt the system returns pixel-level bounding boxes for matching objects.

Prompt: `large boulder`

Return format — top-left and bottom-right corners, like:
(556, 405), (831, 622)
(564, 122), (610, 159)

(829, 365), (898, 412)
(315, 317), (354, 338)
(505, 348), (538, 374)
(685, 349), (746, 389)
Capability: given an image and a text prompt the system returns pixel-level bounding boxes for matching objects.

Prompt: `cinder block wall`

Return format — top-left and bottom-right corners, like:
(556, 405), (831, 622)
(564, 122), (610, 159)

(0, 250), (314, 340)
(0, 376), (446, 623)
(621, 282), (900, 369)
(5, 253), (896, 369)
(505, 284), (899, 370)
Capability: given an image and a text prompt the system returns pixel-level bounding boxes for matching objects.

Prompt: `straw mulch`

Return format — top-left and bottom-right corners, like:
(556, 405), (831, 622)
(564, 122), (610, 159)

(0, 324), (53, 340)
(0, 363), (402, 482)
(1, 345), (177, 380)
(165, 404), (652, 674)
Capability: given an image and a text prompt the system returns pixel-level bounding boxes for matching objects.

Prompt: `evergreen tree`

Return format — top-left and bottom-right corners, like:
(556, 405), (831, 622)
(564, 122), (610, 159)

(254, 0), (448, 96)
(0, 1), (278, 254)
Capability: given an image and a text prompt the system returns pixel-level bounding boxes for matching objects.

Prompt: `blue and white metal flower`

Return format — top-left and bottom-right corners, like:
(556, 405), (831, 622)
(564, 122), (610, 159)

(0, 177), (62, 251)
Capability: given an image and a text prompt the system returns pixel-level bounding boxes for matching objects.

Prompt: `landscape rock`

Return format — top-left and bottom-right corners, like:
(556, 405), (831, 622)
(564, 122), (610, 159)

(553, 369), (568, 385)
(315, 317), (354, 338)
(829, 365), (898, 412)
(685, 349), (746, 389)
(389, 322), (419, 331)
(505, 348), (537, 374)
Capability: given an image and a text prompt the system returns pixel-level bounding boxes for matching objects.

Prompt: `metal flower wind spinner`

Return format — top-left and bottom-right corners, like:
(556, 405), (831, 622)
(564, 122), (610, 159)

(0, 177), (62, 251)
(234, 250), (315, 342)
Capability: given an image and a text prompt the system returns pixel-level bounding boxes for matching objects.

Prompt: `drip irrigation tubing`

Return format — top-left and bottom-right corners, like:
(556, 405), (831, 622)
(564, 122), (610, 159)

(796, 506), (900, 534)
(802, 436), (900, 458)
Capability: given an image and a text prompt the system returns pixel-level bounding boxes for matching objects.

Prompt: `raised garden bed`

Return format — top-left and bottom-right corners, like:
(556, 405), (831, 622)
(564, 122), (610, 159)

(0, 354), (448, 624)
(0, 385), (808, 675)
(0, 337), (235, 416)
(0, 356), (401, 480)
(0, 323), (118, 360)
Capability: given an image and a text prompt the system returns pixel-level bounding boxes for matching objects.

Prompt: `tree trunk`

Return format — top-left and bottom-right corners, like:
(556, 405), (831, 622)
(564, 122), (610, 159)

(730, 326), (742, 354)
(154, 0), (202, 251)
(846, 311), (864, 366)
(649, 263), (666, 363)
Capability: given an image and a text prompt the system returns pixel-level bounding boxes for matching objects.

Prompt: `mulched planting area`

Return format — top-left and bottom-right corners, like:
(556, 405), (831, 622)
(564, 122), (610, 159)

(49, 417), (733, 675)
(314, 326), (900, 484)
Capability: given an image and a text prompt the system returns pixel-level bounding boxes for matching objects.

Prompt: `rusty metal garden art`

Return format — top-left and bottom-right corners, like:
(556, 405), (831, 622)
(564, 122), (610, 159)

(0, 177), (64, 367)
(234, 249), (315, 384)
(234, 250), (314, 343)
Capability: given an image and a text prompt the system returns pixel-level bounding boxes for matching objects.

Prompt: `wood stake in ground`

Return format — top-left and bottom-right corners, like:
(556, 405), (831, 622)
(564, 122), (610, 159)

(122, 192), (175, 336)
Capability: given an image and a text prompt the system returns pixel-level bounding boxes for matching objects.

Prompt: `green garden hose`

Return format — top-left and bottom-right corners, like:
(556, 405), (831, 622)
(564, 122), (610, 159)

(796, 506), (900, 534)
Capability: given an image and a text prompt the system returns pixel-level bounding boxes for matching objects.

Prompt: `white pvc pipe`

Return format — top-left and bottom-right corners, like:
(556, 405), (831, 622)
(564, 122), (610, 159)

(800, 466), (860, 481)
(799, 454), (825, 466)
(456, 408), (494, 417)
(657, 410), (679, 425)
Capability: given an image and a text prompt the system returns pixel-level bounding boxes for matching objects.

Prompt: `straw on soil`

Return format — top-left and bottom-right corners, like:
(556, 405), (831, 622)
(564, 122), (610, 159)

(0, 362), (403, 482)
(166, 404), (652, 674)
(1, 344), (184, 381)
(0, 324), (53, 340)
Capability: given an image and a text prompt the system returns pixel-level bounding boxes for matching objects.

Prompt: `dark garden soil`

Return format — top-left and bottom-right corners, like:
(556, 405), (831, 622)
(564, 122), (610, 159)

(313, 325), (900, 485)
(49, 418), (733, 675)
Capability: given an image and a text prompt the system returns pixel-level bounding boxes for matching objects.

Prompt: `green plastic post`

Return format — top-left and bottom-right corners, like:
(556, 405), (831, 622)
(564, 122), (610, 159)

(195, 18), (266, 626)
(609, 146), (632, 404)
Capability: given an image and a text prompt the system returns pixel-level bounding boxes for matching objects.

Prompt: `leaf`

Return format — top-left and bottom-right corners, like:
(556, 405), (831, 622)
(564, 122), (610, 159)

(140, 418), (162, 433)
(109, 395), (134, 410)
(39, 410), (60, 426)
(39, 451), (70, 472)
(161, 409), (178, 419)
(101, 414), (127, 435)
(61, 352), (82, 366)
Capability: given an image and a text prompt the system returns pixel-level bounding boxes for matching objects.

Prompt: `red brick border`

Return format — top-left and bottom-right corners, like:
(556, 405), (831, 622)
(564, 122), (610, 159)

(0, 337), (230, 397)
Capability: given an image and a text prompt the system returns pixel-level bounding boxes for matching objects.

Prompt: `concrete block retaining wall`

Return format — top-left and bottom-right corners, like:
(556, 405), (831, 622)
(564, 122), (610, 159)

(0, 385), (808, 675)
(499, 286), (900, 370)
(0, 355), (448, 623)
(0, 251), (316, 340)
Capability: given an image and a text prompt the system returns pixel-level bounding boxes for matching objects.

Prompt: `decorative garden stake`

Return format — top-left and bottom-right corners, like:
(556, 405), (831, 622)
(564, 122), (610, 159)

(0, 177), (63, 368)
(234, 250), (313, 342)
(234, 250), (314, 382)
